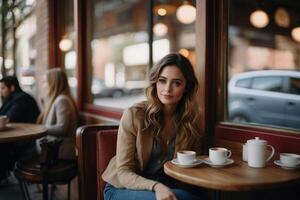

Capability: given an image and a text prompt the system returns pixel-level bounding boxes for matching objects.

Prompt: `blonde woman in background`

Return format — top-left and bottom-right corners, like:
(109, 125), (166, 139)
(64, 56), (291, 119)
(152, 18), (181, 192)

(37, 68), (78, 160)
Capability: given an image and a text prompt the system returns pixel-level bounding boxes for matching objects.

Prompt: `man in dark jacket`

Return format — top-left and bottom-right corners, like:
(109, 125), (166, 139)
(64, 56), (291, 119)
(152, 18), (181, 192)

(0, 76), (40, 181)
(0, 76), (40, 122)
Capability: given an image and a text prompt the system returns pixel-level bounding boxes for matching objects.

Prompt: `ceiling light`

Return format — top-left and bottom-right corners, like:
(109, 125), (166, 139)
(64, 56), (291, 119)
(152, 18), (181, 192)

(291, 26), (300, 42)
(153, 23), (168, 37)
(59, 36), (73, 52)
(179, 49), (189, 57)
(250, 9), (269, 28)
(157, 8), (167, 16)
(153, 4), (176, 16)
(176, 1), (196, 24)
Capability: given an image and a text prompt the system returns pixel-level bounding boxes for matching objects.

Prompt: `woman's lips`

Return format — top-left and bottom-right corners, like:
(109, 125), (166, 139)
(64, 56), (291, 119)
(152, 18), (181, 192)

(162, 94), (173, 99)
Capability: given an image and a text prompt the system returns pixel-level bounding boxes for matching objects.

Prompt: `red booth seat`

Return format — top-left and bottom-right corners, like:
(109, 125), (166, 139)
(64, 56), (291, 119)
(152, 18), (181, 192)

(76, 124), (118, 200)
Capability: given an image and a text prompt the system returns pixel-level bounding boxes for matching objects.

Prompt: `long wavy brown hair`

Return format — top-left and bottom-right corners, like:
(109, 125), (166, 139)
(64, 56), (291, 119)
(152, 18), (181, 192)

(37, 68), (77, 124)
(144, 53), (200, 146)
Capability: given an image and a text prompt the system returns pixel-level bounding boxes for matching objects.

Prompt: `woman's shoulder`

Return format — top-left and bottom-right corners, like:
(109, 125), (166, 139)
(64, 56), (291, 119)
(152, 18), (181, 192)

(56, 94), (71, 100)
(120, 101), (147, 132)
(53, 94), (73, 105)
(128, 101), (147, 112)
(122, 101), (147, 121)
(125, 101), (147, 114)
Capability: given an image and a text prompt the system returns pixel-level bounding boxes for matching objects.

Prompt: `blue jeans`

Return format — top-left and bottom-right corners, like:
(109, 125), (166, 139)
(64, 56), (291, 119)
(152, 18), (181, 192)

(104, 180), (202, 200)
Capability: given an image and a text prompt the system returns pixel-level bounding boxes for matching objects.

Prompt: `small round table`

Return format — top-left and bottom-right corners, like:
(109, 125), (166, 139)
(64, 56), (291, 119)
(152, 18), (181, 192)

(164, 155), (300, 200)
(0, 123), (47, 143)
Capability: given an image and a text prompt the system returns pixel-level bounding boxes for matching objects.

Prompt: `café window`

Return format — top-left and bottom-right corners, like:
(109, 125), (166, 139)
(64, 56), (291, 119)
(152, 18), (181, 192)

(227, 0), (300, 131)
(0, 0), (37, 97)
(89, 0), (196, 110)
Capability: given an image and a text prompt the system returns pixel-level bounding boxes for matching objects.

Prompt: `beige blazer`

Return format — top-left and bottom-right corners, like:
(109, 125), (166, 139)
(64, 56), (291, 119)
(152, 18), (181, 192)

(102, 102), (203, 191)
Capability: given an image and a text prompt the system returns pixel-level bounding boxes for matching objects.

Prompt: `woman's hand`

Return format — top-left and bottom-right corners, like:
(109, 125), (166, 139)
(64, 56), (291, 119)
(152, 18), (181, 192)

(153, 183), (178, 200)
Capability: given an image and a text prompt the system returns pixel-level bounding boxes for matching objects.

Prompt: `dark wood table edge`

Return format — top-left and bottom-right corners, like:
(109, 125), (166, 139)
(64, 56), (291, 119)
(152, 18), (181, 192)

(0, 123), (48, 143)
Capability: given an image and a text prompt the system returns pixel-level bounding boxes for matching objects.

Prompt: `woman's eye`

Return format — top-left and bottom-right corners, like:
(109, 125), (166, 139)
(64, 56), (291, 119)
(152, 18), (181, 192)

(158, 79), (166, 83)
(174, 81), (181, 86)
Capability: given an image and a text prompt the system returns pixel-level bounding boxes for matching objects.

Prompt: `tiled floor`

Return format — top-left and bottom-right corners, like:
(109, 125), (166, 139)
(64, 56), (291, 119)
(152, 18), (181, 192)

(0, 173), (78, 200)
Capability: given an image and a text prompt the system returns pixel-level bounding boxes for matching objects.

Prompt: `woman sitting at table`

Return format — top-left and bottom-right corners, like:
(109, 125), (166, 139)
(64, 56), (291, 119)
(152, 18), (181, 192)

(37, 68), (78, 160)
(102, 53), (203, 200)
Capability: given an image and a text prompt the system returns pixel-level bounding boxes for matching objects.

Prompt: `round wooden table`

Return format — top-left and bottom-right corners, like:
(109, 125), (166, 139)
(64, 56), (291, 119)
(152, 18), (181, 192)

(164, 155), (300, 199)
(0, 123), (47, 143)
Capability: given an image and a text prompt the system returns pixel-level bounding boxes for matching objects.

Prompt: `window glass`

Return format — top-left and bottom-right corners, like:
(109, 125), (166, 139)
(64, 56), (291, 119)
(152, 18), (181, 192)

(228, 0), (300, 130)
(1, 0), (37, 97)
(90, 0), (148, 109)
(251, 77), (283, 92)
(153, 1), (196, 66)
(90, 0), (196, 109)
(289, 78), (300, 95)
(236, 78), (251, 88)
(17, 20), (36, 96)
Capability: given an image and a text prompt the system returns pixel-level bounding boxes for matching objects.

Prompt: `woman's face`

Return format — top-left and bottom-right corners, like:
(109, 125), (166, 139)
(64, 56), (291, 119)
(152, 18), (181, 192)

(156, 65), (186, 108)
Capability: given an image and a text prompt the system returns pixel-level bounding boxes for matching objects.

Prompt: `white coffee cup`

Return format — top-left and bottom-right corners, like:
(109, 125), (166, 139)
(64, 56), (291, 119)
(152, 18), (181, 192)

(0, 115), (9, 129)
(280, 153), (300, 167)
(209, 147), (232, 165)
(177, 150), (196, 165)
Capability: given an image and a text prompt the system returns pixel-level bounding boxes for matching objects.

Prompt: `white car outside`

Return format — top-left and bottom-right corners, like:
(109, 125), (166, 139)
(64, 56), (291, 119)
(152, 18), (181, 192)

(228, 70), (300, 129)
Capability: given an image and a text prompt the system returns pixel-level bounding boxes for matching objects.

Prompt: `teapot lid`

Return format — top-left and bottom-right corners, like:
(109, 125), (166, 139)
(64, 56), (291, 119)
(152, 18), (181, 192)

(247, 137), (267, 145)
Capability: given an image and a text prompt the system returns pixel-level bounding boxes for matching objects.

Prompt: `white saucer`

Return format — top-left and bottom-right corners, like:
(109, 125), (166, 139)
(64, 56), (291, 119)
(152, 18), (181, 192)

(203, 158), (234, 168)
(274, 160), (300, 170)
(171, 158), (203, 168)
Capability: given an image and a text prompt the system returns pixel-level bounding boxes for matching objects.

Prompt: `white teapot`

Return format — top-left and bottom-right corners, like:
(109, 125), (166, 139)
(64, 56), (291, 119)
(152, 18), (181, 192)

(246, 137), (275, 168)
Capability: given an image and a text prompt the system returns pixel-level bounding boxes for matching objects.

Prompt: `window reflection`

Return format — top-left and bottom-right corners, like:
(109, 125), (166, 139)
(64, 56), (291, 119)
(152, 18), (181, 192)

(290, 78), (300, 95)
(153, 1), (196, 66)
(90, 0), (148, 108)
(228, 0), (300, 130)
(90, 0), (196, 109)
(251, 77), (283, 92)
(15, 7), (36, 97)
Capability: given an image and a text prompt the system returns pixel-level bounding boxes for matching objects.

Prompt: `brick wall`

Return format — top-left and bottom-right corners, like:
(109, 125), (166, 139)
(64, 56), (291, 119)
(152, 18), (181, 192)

(35, 0), (50, 105)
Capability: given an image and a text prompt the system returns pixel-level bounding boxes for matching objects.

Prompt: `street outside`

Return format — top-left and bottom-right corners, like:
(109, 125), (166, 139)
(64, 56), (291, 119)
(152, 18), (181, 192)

(94, 94), (146, 109)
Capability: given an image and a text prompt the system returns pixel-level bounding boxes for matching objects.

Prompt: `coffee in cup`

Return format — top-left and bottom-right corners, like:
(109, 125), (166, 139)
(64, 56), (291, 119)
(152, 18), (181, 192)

(209, 147), (231, 165)
(177, 150), (196, 165)
(0, 115), (8, 129)
(280, 153), (300, 167)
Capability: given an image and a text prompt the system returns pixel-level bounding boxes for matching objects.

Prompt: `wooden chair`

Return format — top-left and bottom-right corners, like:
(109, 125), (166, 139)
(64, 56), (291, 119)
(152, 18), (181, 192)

(76, 124), (118, 200)
(14, 138), (78, 200)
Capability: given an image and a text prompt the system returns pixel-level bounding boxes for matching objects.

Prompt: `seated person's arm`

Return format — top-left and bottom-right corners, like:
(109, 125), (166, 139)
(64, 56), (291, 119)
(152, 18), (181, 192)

(46, 98), (72, 136)
(116, 108), (158, 191)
